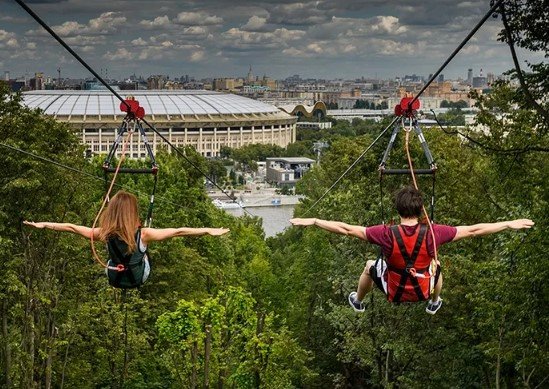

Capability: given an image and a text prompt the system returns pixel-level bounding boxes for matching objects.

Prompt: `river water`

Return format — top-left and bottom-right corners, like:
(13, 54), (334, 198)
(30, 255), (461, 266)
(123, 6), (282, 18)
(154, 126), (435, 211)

(223, 205), (296, 238)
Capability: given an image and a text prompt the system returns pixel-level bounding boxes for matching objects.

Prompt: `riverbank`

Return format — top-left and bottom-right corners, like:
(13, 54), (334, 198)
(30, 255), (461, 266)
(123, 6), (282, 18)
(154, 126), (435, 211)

(208, 188), (303, 208)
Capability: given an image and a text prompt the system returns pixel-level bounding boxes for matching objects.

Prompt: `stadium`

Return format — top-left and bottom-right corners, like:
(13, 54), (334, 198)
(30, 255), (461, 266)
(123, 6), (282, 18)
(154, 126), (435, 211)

(21, 90), (297, 158)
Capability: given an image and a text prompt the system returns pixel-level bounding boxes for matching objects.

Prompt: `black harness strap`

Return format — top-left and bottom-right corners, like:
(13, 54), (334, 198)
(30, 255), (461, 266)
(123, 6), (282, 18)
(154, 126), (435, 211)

(109, 230), (144, 287)
(390, 224), (428, 302)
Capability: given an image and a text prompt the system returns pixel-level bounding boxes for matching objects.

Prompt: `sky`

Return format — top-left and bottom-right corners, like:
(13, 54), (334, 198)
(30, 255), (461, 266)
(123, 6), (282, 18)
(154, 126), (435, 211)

(0, 0), (544, 81)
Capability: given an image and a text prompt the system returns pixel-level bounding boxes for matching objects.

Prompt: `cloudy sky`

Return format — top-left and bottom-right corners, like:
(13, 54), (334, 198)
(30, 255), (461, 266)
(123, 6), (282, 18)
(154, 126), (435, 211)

(0, 0), (543, 81)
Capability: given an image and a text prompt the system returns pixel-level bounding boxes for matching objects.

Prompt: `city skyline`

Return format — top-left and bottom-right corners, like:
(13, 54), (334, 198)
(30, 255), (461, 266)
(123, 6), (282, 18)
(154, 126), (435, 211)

(1, 0), (544, 80)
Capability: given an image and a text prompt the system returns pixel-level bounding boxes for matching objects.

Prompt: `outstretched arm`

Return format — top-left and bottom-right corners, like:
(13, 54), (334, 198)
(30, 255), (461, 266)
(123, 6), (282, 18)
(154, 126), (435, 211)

(290, 218), (366, 240)
(141, 227), (230, 243)
(453, 219), (534, 241)
(23, 221), (101, 240)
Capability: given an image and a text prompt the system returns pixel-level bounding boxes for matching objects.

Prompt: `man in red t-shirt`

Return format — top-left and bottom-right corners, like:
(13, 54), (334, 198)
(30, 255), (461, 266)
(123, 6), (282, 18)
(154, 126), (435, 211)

(290, 186), (534, 314)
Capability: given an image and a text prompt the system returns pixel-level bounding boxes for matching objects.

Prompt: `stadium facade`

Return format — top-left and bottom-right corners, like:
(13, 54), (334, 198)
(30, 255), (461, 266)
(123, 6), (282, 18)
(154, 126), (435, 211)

(21, 90), (297, 158)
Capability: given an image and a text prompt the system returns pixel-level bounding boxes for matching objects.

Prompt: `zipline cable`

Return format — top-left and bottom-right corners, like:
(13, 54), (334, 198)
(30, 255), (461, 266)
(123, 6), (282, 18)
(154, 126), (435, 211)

(13, 0), (130, 112)
(408, 0), (505, 110)
(303, 115), (400, 215)
(14, 0), (252, 216)
(302, 1), (506, 215)
(140, 118), (257, 217)
(0, 141), (197, 215)
(430, 110), (549, 154)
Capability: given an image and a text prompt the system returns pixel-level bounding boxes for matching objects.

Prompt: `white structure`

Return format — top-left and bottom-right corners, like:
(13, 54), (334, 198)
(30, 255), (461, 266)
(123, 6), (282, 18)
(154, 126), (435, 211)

(22, 90), (297, 158)
(296, 121), (332, 129)
(266, 157), (315, 185)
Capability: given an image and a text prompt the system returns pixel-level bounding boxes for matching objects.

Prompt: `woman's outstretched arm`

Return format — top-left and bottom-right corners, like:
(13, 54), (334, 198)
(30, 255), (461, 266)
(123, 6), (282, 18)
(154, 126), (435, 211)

(141, 227), (230, 243)
(23, 221), (101, 240)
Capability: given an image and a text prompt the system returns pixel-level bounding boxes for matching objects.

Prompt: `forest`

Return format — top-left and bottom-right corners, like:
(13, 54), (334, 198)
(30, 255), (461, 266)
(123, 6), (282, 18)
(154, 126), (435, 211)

(1, 1), (548, 388)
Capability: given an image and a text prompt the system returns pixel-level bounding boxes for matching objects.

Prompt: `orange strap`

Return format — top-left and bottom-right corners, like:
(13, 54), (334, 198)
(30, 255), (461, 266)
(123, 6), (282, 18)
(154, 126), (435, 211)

(90, 123), (135, 268)
(403, 121), (438, 294)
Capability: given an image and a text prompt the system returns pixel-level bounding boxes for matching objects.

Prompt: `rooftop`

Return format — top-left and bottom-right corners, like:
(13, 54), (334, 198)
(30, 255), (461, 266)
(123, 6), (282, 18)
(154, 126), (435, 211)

(21, 90), (284, 118)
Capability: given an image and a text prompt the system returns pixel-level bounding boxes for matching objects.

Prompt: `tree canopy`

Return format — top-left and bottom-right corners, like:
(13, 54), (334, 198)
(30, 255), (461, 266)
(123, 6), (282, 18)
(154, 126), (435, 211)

(1, 2), (548, 386)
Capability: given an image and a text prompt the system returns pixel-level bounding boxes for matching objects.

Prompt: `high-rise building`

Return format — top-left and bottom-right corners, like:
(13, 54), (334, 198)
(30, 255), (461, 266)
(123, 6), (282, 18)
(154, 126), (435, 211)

(472, 76), (487, 88)
(467, 68), (473, 85)
(4, 71), (9, 81)
(30, 72), (44, 90)
(438, 74), (444, 82)
(247, 65), (254, 83)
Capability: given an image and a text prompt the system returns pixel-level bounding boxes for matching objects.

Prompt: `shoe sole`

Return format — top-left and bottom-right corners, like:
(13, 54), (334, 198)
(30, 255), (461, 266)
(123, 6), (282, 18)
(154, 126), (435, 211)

(425, 300), (443, 315)
(348, 293), (365, 313)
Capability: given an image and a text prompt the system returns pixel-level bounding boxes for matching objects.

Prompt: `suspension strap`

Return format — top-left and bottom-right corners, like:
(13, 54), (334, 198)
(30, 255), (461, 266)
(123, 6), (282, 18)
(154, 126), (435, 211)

(90, 123), (135, 268)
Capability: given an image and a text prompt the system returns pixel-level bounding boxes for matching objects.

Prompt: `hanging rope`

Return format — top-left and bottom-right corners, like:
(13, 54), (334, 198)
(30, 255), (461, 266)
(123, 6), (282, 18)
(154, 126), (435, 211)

(120, 289), (129, 388)
(90, 124), (134, 269)
(403, 121), (439, 295)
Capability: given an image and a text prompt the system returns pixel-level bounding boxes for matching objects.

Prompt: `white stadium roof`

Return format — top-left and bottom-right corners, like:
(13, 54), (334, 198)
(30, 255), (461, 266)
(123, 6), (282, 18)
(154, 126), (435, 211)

(21, 90), (282, 117)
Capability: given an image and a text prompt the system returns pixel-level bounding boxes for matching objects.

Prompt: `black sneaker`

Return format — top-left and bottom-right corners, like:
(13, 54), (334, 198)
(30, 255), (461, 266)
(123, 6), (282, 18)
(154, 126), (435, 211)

(348, 292), (365, 312)
(425, 298), (443, 315)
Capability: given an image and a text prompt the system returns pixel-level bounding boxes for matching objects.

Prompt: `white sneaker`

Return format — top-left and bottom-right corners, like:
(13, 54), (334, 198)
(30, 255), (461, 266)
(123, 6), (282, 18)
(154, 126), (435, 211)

(348, 292), (365, 312)
(425, 298), (443, 315)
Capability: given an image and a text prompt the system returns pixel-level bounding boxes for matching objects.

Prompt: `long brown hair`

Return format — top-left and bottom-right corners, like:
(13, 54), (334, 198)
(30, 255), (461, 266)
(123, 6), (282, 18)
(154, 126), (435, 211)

(99, 191), (141, 253)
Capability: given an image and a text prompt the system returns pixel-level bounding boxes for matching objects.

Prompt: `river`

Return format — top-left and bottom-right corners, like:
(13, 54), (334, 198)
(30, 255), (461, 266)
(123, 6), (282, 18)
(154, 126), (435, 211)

(223, 205), (296, 238)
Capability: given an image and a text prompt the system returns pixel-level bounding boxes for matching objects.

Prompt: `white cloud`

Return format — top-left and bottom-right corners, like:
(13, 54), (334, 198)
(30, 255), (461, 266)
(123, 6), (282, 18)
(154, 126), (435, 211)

(242, 16), (268, 32)
(64, 35), (106, 46)
(7, 38), (19, 48)
(221, 27), (306, 50)
(175, 12), (223, 26)
(53, 21), (86, 36)
(0, 29), (19, 49)
(88, 12), (127, 33)
(374, 16), (407, 34)
(268, 2), (329, 25)
(104, 48), (135, 61)
(139, 16), (171, 29)
(26, 12), (127, 38)
(457, 1), (484, 8)
(131, 37), (148, 46)
(190, 50), (205, 62)
(183, 26), (208, 36)
(462, 44), (481, 54)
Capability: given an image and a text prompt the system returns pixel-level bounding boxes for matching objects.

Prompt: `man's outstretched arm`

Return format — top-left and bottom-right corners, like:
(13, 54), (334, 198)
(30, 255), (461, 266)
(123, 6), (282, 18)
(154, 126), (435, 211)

(453, 219), (534, 241)
(290, 218), (367, 240)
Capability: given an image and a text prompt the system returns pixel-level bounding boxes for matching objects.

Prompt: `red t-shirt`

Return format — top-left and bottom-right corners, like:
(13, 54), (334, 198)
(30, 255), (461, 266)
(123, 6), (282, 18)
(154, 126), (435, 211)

(365, 224), (457, 258)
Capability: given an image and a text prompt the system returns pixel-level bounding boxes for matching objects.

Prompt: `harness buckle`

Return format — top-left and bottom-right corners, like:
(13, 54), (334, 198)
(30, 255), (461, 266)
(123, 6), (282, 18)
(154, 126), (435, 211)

(115, 264), (126, 272)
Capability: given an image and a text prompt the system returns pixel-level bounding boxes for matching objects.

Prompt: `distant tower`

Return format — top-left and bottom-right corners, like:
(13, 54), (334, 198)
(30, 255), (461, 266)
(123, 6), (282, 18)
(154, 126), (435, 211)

(247, 65), (254, 83)
(4, 71), (9, 81)
(479, 68), (483, 77)
(57, 67), (61, 87)
(313, 141), (329, 164)
(467, 68), (473, 85)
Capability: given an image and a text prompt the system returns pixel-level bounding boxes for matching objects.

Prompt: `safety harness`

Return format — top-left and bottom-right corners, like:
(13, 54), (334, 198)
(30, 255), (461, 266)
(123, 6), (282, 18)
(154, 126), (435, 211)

(89, 97), (158, 289)
(106, 229), (148, 289)
(386, 224), (432, 303)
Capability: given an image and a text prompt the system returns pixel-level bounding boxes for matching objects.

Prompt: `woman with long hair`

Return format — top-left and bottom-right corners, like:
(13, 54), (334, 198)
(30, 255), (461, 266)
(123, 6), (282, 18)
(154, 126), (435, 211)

(24, 190), (229, 288)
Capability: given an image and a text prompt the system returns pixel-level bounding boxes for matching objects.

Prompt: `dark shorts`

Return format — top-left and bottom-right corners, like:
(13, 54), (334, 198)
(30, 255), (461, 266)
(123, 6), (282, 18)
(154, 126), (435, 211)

(369, 257), (441, 295)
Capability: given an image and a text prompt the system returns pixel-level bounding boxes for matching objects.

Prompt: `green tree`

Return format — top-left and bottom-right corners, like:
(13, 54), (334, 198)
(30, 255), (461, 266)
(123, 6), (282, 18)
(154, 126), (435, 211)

(156, 287), (314, 388)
